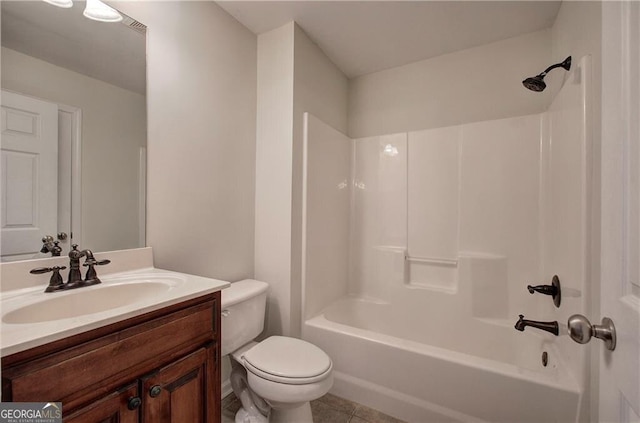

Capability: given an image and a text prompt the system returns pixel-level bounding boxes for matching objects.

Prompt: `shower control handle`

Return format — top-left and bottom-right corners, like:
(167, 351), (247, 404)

(527, 275), (561, 308)
(567, 314), (616, 351)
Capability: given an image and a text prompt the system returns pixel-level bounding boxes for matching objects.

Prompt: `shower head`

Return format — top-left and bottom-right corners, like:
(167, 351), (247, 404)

(522, 56), (572, 92)
(522, 75), (547, 92)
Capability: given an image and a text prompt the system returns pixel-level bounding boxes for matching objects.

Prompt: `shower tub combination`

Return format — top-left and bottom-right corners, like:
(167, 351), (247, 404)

(301, 251), (583, 422)
(302, 57), (591, 422)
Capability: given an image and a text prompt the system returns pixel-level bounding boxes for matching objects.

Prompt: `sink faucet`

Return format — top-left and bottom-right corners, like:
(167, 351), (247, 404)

(40, 235), (62, 257)
(30, 244), (110, 293)
(514, 314), (559, 336)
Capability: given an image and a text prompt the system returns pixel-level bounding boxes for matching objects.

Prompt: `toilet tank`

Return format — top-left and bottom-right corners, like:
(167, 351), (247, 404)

(221, 279), (269, 356)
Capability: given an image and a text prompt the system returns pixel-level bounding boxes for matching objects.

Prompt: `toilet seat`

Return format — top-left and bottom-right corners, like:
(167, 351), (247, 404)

(243, 336), (333, 385)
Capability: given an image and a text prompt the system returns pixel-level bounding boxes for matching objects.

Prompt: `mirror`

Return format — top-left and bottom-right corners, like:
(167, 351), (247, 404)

(1, 0), (146, 262)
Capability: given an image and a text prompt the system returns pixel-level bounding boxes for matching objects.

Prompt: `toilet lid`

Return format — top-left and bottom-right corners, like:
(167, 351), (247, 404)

(243, 336), (332, 384)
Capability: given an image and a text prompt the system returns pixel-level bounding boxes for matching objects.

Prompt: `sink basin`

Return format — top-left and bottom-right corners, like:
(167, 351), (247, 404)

(3, 281), (176, 324)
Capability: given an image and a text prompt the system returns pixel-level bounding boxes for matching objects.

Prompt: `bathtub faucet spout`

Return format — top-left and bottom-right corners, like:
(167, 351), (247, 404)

(514, 314), (559, 336)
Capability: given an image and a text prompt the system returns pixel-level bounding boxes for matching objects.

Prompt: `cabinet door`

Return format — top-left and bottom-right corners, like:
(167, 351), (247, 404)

(141, 346), (217, 423)
(64, 383), (139, 423)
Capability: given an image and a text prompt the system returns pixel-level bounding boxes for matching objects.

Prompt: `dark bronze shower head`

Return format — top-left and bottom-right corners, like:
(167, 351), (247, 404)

(522, 56), (572, 92)
(522, 75), (547, 92)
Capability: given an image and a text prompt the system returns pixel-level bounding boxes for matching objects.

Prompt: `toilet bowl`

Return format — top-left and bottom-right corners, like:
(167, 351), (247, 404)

(222, 280), (333, 423)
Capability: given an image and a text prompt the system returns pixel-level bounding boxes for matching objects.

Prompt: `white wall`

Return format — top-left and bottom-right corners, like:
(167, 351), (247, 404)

(552, 2), (601, 77)
(255, 22), (295, 337)
(348, 29), (552, 138)
(112, 1), (257, 398)
(1, 47), (145, 252)
(113, 1), (257, 282)
(254, 22), (348, 337)
(293, 25), (349, 134)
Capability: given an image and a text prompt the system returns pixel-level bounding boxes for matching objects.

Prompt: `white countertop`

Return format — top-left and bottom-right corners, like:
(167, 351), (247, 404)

(1, 267), (229, 357)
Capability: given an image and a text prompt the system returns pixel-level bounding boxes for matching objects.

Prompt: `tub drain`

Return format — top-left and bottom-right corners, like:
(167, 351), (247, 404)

(542, 351), (548, 367)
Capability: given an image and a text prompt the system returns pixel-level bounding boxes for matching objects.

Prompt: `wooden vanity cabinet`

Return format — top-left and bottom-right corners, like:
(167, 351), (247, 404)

(1, 292), (221, 423)
(65, 383), (140, 423)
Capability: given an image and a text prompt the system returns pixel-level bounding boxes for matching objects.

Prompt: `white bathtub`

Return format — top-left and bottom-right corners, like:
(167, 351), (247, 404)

(303, 297), (582, 423)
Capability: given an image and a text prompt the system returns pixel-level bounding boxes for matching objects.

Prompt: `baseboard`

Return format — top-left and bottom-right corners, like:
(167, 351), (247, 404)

(221, 378), (233, 399)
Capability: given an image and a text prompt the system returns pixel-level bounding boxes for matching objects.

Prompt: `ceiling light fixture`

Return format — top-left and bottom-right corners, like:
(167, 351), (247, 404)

(83, 0), (123, 23)
(42, 0), (74, 8)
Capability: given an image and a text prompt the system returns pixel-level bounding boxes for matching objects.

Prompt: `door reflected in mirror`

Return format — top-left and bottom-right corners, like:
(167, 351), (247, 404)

(1, 0), (147, 262)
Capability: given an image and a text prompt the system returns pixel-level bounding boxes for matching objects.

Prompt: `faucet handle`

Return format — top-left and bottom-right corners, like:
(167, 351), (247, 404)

(83, 259), (111, 266)
(526, 275), (561, 308)
(30, 266), (68, 293)
(30, 266), (58, 275)
(82, 258), (110, 287)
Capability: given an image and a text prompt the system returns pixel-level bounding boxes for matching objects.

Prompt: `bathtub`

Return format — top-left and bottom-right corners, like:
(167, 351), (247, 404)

(303, 297), (582, 423)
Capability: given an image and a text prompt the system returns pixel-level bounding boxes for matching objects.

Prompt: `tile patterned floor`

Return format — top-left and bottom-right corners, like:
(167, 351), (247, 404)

(221, 392), (406, 423)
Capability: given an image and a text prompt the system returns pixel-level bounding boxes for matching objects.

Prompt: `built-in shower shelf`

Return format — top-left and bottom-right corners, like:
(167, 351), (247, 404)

(405, 253), (458, 292)
(405, 281), (458, 294)
(405, 255), (458, 267)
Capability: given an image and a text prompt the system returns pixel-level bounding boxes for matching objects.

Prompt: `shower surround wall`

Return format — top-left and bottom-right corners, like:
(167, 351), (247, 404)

(302, 56), (592, 422)
(349, 115), (541, 317)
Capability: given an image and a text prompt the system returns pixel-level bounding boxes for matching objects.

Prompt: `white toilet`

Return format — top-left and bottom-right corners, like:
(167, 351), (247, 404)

(222, 279), (333, 423)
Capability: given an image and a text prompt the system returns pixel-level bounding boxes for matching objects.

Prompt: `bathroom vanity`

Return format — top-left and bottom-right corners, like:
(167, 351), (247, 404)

(0, 248), (228, 423)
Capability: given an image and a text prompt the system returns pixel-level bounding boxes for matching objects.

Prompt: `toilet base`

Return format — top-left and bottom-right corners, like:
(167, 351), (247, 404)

(235, 408), (268, 423)
(270, 402), (313, 423)
(234, 401), (312, 423)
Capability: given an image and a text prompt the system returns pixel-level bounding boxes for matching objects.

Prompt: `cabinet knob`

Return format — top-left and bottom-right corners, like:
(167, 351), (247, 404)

(127, 396), (142, 410)
(149, 385), (162, 398)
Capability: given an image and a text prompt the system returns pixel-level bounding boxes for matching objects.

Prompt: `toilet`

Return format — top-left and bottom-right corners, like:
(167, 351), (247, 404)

(222, 279), (333, 423)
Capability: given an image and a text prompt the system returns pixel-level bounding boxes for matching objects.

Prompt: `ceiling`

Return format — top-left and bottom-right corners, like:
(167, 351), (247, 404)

(1, 1), (146, 94)
(216, 1), (562, 78)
